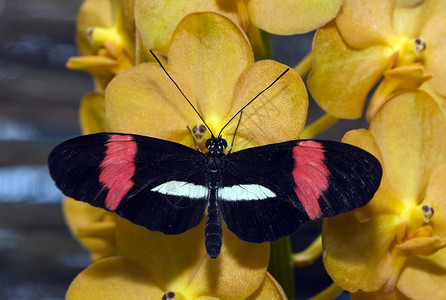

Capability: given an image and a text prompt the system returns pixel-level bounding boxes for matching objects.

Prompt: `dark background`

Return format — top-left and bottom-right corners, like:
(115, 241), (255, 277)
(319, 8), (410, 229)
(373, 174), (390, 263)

(0, 0), (364, 298)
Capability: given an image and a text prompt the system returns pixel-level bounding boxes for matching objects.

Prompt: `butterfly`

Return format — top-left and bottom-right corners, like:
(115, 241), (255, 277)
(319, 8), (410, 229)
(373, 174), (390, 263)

(48, 51), (382, 258)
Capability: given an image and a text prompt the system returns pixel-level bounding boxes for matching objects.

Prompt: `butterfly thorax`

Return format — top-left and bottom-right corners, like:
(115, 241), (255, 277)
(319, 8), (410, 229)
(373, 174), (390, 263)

(204, 137), (228, 189)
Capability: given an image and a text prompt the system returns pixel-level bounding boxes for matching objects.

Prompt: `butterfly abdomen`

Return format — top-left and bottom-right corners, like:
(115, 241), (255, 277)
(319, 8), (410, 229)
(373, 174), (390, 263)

(205, 189), (222, 259)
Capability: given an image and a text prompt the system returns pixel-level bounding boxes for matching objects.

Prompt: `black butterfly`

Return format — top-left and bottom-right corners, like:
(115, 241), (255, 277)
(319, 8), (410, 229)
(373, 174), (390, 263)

(49, 52), (382, 258)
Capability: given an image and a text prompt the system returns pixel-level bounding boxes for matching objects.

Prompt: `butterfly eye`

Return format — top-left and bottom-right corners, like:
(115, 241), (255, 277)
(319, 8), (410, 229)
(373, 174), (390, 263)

(221, 139), (227, 149)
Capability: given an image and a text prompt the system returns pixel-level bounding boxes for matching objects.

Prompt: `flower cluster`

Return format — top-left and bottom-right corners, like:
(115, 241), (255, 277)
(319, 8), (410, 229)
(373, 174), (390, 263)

(61, 0), (446, 299)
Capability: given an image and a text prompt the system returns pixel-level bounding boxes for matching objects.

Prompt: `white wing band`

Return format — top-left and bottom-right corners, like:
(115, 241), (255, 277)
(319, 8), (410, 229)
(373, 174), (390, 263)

(220, 184), (276, 201)
(151, 181), (207, 199)
(151, 181), (275, 201)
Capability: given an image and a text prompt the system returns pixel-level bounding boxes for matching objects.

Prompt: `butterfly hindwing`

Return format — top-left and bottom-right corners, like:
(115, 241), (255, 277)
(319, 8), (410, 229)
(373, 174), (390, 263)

(220, 139), (382, 243)
(48, 132), (207, 234)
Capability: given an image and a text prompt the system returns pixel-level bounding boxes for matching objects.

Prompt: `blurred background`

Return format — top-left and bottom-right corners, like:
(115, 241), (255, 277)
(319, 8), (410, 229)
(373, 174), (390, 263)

(0, 0), (364, 299)
(0, 0), (91, 298)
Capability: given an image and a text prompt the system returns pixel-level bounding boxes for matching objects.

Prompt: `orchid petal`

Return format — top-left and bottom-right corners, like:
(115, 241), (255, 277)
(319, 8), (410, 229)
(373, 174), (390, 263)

(168, 12), (254, 135)
(105, 63), (199, 145)
(246, 272), (287, 299)
(230, 60), (307, 151)
(336, 0), (396, 48)
(323, 212), (399, 292)
(66, 257), (164, 300)
(247, 0), (342, 35)
(369, 91), (446, 204)
(135, 0), (239, 54)
(420, 14), (446, 97)
(80, 92), (111, 134)
(63, 197), (118, 261)
(307, 22), (390, 119)
(398, 248), (446, 299)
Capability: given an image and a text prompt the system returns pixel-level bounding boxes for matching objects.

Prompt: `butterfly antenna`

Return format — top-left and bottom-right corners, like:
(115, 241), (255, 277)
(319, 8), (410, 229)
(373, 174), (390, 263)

(150, 50), (215, 138)
(217, 68), (289, 138)
(226, 111), (242, 154)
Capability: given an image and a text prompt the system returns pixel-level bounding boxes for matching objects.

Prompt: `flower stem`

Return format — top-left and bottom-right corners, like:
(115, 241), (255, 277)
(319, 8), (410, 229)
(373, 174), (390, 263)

(293, 52), (313, 78)
(308, 282), (345, 300)
(300, 114), (339, 139)
(292, 235), (322, 268)
(268, 238), (294, 299)
(248, 26), (271, 60)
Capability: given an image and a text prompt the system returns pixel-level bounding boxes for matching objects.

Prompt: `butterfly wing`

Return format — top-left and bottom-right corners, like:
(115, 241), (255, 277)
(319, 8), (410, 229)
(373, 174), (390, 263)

(220, 139), (382, 243)
(48, 132), (207, 234)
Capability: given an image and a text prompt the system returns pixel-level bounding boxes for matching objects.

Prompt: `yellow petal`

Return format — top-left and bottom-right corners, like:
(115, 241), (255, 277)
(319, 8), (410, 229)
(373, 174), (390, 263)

(392, 2), (425, 37)
(420, 82), (446, 119)
(168, 12), (254, 134)
(184, 225), (269, 298)
(66, 55), (117, 75)
(105, 63), (200, 145)
(115, 216), (270, 299)
(79, 92), (111, 134)
(307, 22), (391, 119)
(393, 0), (446, 38)
(323, 212), (399, 292)
(247, 0), (342, 35)
(229, 60), (308, 151)
(246, 272), (287, 299)
(66, 257), (164, 300)
(369, 91), (446, 203)
(397, 248), (446, 299)
(420, 13), (446, 97)
(336, 0), (396, 48)
(135, 0), (239, 54)
(63, 197), (118, 261)
(76, 0), (113, 55)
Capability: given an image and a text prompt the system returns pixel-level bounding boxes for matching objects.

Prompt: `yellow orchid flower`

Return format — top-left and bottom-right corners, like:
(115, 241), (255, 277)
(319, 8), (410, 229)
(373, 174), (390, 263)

(66, 216), (286, 299)
(65, 12), (308, 298)
(66, 0), (135, 92)
(322, 91), (446, 298)
(106, 13), (308, 149)
(135, 0), (343, 55)
(63, 195), (119, 262)
(307, 0), (446, 120)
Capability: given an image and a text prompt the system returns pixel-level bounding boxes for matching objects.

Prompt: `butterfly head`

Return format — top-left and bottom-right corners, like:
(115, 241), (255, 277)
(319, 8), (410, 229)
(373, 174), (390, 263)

(205, 137), (228, 155)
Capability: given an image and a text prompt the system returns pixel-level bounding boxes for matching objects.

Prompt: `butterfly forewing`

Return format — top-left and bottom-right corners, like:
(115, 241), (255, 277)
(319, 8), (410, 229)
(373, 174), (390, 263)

(48, 132), (207, 234)
(220, 139), (382, 243)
